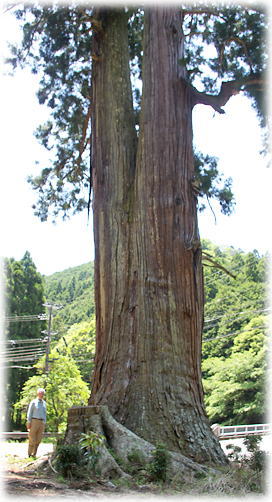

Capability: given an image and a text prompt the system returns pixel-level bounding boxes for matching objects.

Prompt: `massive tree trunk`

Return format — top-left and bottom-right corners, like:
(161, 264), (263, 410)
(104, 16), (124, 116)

(88, 7), (226, 466)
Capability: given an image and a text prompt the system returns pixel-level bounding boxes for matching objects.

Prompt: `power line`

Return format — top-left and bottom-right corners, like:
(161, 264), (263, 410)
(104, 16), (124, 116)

(3, 313), (48, 322)
(4, 342), (46, 351)
(6, 337), (54, 344)
(2, 353), (44, 364)
(203, 255), (266, 287)
(4, 346), (45, 353)
(2, 365), (35, 370)
(203, 307), (270, 326)
(3, 348), (46, 359)
(3, 353), (46, 363)
(2, 347), (46, 357)
(4, 339), (47, 348)
(2, 347), (45, 357)
(2, 350), (46, 360)
(202, 326), (267, 343)
(1, 305), (63, 370)
(2, 304), (62, 376)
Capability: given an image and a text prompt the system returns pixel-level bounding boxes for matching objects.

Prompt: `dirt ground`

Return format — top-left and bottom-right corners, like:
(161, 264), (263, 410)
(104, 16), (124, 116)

(2, 437), (271, 499)
(4, 470), (141, 498)
(4, 462), (157, 499)
(1, 442), (161, 499)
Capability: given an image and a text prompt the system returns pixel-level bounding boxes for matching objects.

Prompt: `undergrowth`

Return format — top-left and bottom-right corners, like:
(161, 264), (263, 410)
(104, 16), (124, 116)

(38, 434), (268, 494)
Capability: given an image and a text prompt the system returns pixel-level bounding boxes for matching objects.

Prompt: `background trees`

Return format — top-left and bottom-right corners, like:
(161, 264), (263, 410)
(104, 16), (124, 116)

(53, 320), (96, 385)
(3, 253), (95, 430)
(202, 242), (267, 425)
(203, 316), (266, 424)
(6, 243), (266, 431)
(4, 251), (46, 338)
(4, 251), (46, 429)
(14, 352), (89, 432)
(44, 261), (94, 332)
(5, 3), (267, 468)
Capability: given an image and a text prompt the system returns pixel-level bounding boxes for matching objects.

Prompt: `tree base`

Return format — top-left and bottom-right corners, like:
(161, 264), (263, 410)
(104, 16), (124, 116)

(62, 405), (221, 480)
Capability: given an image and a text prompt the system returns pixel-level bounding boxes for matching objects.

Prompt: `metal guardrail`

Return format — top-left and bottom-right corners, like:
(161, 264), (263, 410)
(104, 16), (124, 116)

(3, 424), (272, 441)
(1, 431), (62, 439)
(212, 423), (272, 439)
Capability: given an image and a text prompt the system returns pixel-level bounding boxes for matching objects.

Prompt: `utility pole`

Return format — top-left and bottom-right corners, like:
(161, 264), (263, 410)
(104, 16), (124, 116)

(42, 303), (62, 377)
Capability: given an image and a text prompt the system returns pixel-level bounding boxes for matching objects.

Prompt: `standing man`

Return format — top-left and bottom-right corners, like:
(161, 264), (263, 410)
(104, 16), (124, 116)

(27, 388), (47, 457)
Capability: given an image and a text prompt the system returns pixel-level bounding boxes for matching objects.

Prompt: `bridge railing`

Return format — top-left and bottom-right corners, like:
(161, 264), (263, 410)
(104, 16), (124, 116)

(212, 423), (272, 439)
(3, 424), (272, 441)
(1, 431), (62, 440)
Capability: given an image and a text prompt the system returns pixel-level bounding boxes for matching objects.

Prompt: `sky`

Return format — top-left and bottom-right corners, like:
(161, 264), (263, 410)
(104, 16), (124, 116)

(0, 5), (271, 277)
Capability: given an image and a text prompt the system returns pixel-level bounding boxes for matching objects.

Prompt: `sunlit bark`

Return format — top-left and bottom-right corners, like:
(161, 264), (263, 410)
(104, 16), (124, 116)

(88, 7), (226, 465)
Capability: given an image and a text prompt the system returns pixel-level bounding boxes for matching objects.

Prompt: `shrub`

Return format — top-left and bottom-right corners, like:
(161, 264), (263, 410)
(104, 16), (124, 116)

(54, 444), (85, 478)
(79, 431), (104, 471)
(243, 435), (266, 472)
(148, 443), (169, 482)
(226, 443), (242, 462)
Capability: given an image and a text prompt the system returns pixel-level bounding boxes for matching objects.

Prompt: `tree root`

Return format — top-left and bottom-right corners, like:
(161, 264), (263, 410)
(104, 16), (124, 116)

(62, 405), (218, 481)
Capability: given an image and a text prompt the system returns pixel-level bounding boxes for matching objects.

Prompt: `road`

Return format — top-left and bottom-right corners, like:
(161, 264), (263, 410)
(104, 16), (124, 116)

(1, 434), (271, 460)
(1, 440), (54, 460)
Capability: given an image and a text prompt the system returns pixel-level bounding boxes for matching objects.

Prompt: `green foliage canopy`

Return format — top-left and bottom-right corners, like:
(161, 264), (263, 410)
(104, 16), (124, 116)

(8, 241), (267, 431)
(53, 319), (96, 385)
(6, 4), (267, 221)
(202, 241), (266, 359)
(4, 251), (46, 338)
(44, 261), (95, 333)
(14, 351), (89, 432)
(203, 331), (266, 425)
(4, 251), (46, 428)
(42, 243), (267, 427)
(202, 240), (267, 425)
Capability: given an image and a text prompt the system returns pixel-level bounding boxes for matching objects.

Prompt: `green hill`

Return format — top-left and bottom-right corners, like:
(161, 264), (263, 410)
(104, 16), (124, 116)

(43, 242), (267, 345)
(43, 261), (95, 333)
(42, 242), (268, 425)
(6, 242), (267, 430)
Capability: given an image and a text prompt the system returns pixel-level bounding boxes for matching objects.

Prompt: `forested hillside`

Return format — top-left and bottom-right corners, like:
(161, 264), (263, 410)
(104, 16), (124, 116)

(44, 261), (95, 333)
(4, 252), (47, 428)
(42, 240), (267, 428)
(201, 240), (267, 426)
(5, 241), (267, 431)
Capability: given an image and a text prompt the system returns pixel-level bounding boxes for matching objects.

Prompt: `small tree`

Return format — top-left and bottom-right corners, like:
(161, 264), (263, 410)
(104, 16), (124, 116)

(14, 351), (89, 432)
(202, 346), (266, 425)
(54, 319), (96, 385)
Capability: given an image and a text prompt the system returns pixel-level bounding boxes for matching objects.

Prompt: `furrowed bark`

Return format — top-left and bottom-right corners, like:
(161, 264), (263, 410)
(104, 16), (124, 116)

(88, 7), (227, 466)
(90, 8), (137, 404)
(118, 7), (225, 464)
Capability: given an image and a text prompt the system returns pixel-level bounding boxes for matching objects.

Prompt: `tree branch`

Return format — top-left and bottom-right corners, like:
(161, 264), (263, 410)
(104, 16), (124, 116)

(218, 37), (254, 74)
(183, 8), (223, 17)
(202, 252), (236, 279)
(192, 80), (240, 113)
(76, 103), (92, 165)
(189, 75), (264, 114)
